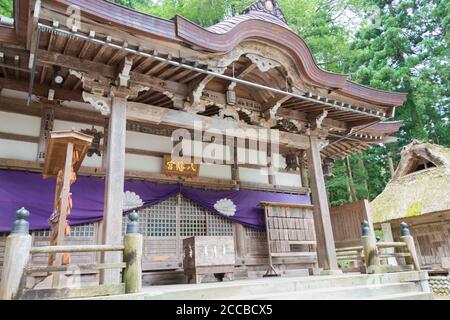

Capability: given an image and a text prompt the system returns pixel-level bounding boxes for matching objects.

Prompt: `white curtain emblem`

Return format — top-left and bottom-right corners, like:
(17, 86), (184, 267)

(123, 191), (144, 211)
(214, 198), (237, 217)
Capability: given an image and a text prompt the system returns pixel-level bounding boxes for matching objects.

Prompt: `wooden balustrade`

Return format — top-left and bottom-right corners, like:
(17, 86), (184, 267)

(335, 221), (421, 274)
(0, 209), (143, 300)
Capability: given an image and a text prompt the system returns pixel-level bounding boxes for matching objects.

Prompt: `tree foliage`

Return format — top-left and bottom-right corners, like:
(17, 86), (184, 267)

(0, 0), (13, 18)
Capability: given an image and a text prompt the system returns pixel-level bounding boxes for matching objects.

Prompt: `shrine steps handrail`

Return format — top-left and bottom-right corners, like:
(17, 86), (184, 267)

(29, 244), (125, 254)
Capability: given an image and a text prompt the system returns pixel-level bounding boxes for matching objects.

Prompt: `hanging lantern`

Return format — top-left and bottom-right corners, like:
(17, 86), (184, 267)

(285, 151), (300, 171)
(322, 157), (335, 180)
(81, 127), (104, 157)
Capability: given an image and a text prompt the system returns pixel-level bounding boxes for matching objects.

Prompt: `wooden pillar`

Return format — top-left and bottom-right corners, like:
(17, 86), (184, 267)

(100, 95), (127, 284)
(306, 135), (339, 271)
(234, 223), (246, 265)
(231, 138), (240, 182)
(102, 117), (109, 170)
(299, 151), (309, 189)
(267, 144), (274, 186)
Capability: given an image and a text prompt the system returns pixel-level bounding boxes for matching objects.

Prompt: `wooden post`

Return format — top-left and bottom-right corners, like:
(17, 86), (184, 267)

(400, 222), (421, 271)
(234, 223), (246, 265)
(101, 95), (127, 284)
(55, 142), (74, 255)
(361, 220), (380, 273)
(51, 141), (74, 288)
(0, 208), (32, 300)
(123, 212), (143, 294)
(306, 135), (339, 271)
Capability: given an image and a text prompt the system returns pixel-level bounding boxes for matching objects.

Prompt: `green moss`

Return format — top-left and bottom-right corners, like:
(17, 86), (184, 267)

(405, 201), (423, 218)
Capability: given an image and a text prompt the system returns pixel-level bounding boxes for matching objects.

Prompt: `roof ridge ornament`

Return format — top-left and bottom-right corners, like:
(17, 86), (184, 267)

(243, 0), (287, 24)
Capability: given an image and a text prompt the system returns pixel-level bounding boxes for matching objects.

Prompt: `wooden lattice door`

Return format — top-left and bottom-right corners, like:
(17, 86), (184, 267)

(126, 194), (233, 271)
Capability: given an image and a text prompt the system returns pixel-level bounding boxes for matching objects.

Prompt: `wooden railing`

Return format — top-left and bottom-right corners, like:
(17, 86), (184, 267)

(336, 221), (421, 274)
(336, 246), (364, 273)
(0, 209), (143, 300)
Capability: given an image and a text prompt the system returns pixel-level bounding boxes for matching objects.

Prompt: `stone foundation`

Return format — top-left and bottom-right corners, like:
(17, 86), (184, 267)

(428, 276), (450, 296)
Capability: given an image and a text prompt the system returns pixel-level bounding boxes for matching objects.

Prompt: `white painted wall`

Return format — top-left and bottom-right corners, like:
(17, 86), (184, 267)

(272, 153), (287, 169)
(239, 167), (269, 184)
(0, 139), (37, 161)
(274, 172), (302, 188)
(82, 154), (102, 168)
(126, 131), (172, 153)
(199, 164), (232, 180)
(125, 154), (162, 173)
(0, 111), (41, 136)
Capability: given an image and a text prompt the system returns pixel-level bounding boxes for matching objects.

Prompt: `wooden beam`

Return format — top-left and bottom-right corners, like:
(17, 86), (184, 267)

(127, 101), (310, 150)
(0, 96), (104, 126)
(0, 132), (39, 143)
(37, 50), (189, 97)
(0, 78), (82, 102)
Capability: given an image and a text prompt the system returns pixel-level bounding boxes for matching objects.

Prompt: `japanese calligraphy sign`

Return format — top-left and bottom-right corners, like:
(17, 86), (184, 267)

(163, 155), (200, 178)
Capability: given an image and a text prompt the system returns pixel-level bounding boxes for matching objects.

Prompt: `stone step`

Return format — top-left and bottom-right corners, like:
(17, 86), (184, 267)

(364, 292), (435, 300)
(225, 283), (417, 300)
(79, 271), (430, 300)
(143, 271), (428, 300)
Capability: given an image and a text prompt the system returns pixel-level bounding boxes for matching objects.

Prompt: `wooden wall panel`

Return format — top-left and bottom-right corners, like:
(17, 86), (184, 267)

(330, 200), (373, 248)
(392, 216), (450, 269)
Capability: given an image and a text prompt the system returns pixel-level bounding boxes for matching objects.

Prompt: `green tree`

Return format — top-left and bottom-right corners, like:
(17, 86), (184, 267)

(0, 0), (13, 18)
(349, 0), (449, 147)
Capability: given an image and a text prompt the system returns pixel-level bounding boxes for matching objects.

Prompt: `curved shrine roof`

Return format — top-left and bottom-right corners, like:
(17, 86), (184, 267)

(207, 11), (290, 34)
(29, 0), (407, 107)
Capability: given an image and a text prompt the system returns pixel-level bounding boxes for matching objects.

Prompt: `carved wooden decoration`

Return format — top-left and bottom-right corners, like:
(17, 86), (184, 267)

(246, 53), (281, 72)
(244, 0), (287, 24)
(82, 91), (111, 115)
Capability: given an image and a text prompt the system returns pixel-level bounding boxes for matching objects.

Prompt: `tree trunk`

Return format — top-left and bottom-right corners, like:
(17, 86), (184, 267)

(345, 157), (357, 202)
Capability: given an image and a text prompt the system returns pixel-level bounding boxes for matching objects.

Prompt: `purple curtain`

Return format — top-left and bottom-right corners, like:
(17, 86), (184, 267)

(0, 170), (311, 232)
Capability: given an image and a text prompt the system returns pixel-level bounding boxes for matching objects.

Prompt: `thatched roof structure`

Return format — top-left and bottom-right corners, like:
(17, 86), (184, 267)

(371, 140), (450, 224)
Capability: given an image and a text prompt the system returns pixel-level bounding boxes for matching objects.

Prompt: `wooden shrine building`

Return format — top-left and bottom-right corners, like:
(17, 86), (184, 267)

(0, 0), (406, 286)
